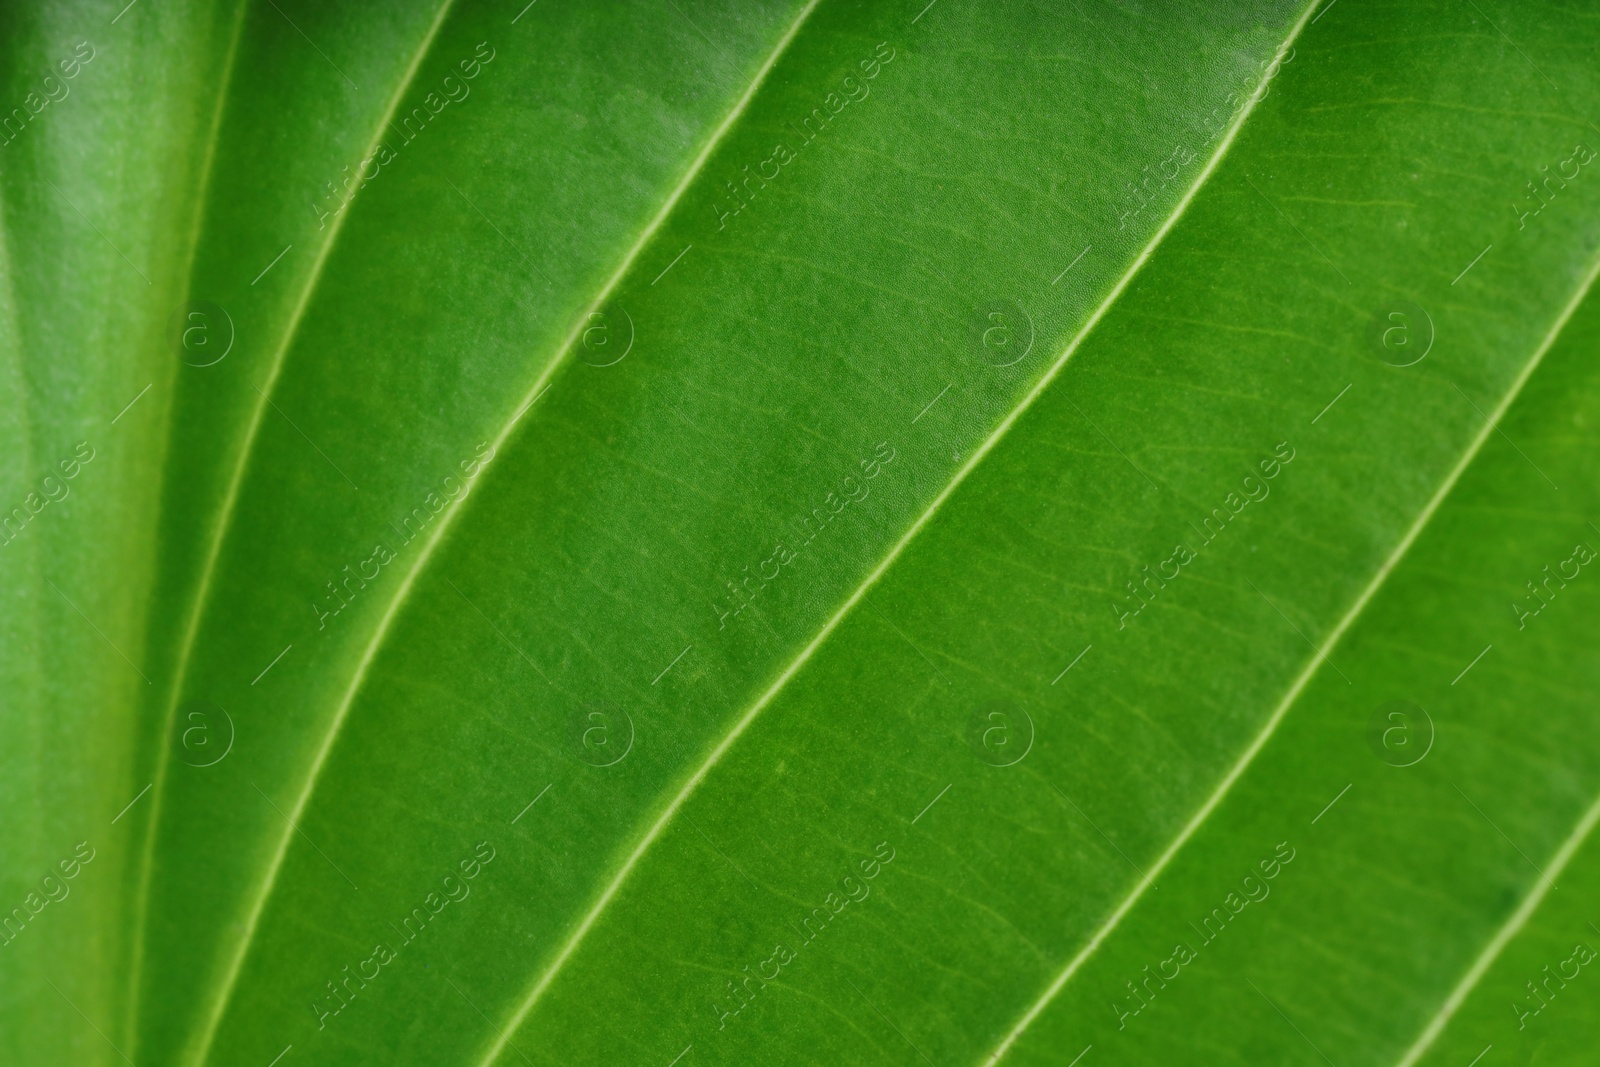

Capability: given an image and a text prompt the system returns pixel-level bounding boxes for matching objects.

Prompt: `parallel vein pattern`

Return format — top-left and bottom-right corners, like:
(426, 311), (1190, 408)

(2, 3), (1598, 1067)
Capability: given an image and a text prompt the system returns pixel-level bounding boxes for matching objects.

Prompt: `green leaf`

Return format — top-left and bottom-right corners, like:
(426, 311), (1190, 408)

(5, 1), (1600, 1066)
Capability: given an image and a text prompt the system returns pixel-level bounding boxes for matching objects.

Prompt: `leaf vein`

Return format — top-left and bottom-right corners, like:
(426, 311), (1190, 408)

(174, 2), (467, 1062)
(125, 0), (251, 1052)
(979, 144), (1600, 1067)
(489, 0), (1332, 1061)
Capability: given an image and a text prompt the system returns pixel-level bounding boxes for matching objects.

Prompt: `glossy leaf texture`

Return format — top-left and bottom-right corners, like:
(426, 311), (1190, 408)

(4, 1), (1600, 1066)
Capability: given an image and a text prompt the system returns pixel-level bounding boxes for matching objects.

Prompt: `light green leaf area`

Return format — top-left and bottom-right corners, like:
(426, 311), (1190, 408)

(3, 1), (1600, 1066)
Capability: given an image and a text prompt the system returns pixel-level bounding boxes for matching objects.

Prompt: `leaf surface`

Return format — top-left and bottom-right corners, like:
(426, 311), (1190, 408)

(4, 2), (1600, 1067)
